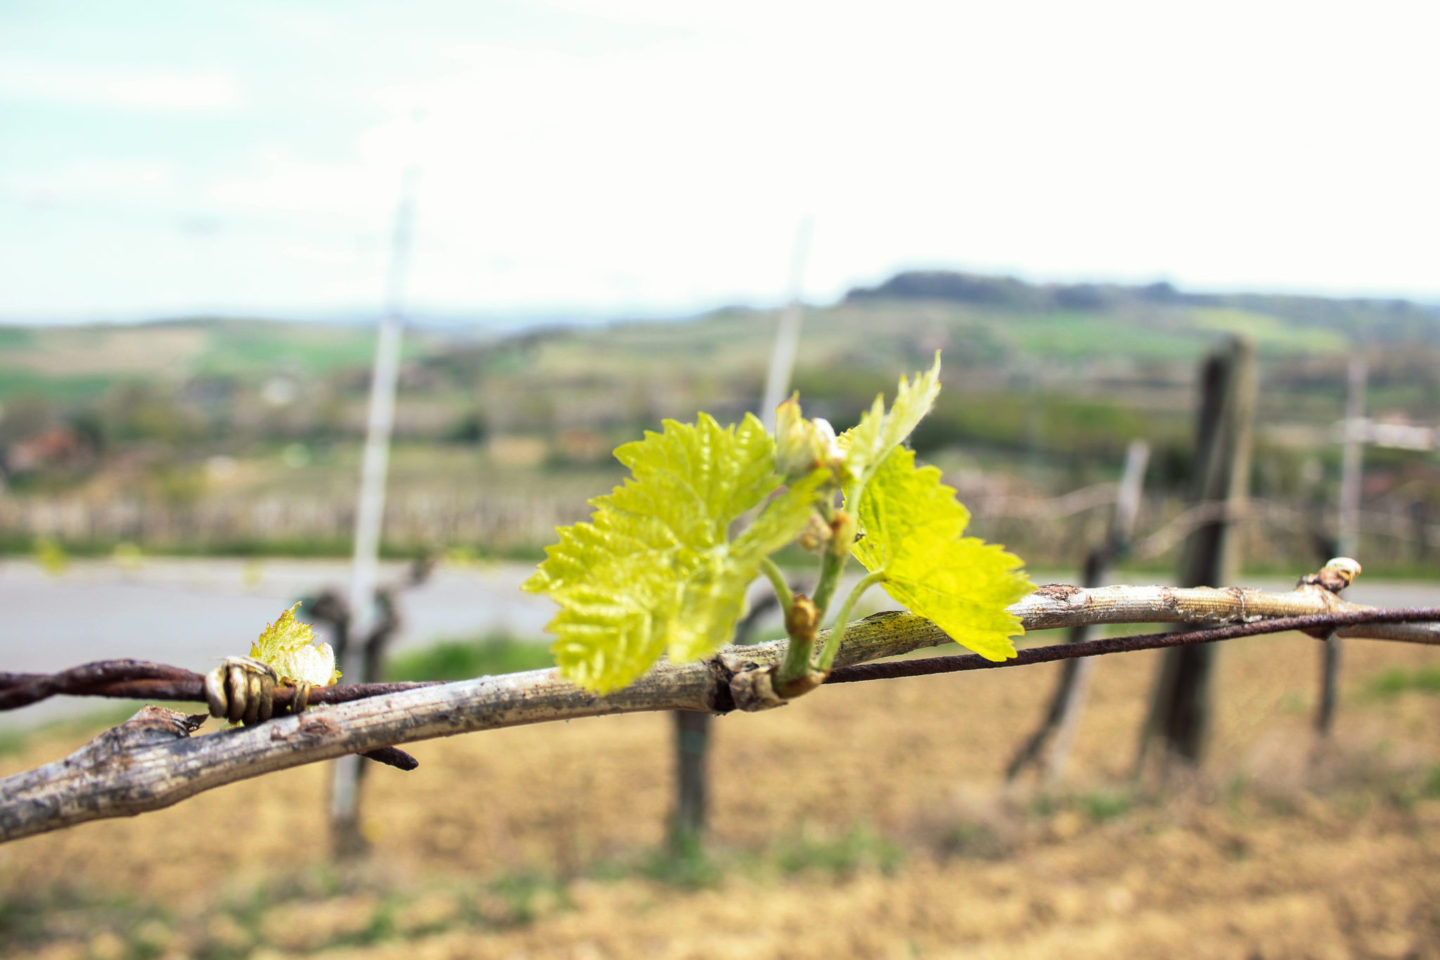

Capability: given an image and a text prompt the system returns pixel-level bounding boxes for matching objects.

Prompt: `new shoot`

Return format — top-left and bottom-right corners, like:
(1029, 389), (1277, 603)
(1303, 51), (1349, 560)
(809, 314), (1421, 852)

(523, 355), (1035, 697)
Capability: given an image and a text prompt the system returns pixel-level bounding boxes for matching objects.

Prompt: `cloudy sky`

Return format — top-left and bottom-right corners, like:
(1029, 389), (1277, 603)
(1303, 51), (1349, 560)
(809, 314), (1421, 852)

(1, 1), (1435, 323)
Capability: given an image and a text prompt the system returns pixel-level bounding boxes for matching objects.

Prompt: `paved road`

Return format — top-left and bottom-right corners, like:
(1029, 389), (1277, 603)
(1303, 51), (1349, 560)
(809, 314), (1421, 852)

(2, 557), (1435, 729)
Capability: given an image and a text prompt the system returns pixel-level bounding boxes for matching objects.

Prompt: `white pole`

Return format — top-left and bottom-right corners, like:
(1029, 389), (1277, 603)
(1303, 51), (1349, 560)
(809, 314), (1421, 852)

(331, 161), (420, 841)
(760, 216), (813, 431)
(344, 163), (418, 639)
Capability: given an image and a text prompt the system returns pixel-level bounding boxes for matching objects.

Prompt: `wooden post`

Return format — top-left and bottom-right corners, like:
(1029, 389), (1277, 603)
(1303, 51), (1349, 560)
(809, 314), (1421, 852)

(666, 593), (776, 849)
(1316, 357), (1366, 738)
(1006, 439), (1149, 786)
(671, 710), (709, 847)
(1137, 336), (1256, 773)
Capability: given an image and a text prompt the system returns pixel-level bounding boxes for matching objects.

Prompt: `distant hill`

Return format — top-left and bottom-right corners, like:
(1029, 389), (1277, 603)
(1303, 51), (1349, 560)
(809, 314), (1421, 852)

(6, 276), (1440, 570)
(845, 271), (1440, 344)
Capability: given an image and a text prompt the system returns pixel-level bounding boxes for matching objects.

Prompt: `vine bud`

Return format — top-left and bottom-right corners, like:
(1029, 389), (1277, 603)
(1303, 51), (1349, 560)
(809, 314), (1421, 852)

(1322, 556), (1362, 587)
(774, 396), (844, 479)
(785, 593), (820, 642)
(1311, 556), (1363, 594)
(797, 513), (832, 552)
(775, 396), (819, 477)
(828, 509), (858, 559)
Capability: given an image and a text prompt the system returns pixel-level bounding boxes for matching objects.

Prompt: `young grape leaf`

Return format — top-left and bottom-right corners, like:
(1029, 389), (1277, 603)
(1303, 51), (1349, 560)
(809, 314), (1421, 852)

(525, 413), (828, 692)
(839, 353), (942, 491)
(850, 447), (1033, 661)
(250, 602), (341, 686)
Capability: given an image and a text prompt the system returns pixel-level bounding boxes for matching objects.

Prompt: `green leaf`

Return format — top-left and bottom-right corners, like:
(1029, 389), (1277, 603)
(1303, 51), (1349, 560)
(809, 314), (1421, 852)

(524, 413), (827, 692)
(250, 602), (340, 686)
(839, 353), (941, 492)
(851, 447), (1033, 661)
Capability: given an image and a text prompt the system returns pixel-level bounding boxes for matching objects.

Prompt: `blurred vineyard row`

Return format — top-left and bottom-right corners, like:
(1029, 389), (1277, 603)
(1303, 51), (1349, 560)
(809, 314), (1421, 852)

(4, 282), (1440, 573)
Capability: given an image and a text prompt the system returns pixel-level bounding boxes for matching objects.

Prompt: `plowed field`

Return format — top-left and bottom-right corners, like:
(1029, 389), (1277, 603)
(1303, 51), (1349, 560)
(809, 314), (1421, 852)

(3, 628), (1439, 958)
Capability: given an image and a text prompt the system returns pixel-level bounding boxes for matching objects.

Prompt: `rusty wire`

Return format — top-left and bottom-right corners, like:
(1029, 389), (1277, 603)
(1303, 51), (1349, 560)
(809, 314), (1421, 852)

(0, 662), (440, 770)
(0, 662), (439, 712)
(825, 606), (1440, 686)
(4, 607), (1437, 742)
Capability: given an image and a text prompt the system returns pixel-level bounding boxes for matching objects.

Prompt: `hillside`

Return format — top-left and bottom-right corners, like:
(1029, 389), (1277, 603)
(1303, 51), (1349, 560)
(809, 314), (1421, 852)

(2, 273), (1439, 571)
(846, 270), (1440, 347)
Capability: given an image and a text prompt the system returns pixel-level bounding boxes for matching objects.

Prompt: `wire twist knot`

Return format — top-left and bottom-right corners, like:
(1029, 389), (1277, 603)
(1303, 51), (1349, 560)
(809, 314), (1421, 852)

(204, 657), (311, 725)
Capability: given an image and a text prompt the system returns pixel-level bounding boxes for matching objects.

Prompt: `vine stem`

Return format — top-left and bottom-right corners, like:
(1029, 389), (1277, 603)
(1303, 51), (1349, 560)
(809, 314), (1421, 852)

(808, 547), (848, 619)
(775, 625), (815, 690)
(773, 546), (849, 690)
(758, 557), (794, 611)
(815, 569), (888, 671)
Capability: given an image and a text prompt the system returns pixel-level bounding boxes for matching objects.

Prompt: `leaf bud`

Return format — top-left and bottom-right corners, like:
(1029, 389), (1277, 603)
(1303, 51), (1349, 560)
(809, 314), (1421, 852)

(828, 509), (858, 558)
(774, 396), (844, 479)
(1311, 556), (1363, 594)
(774, 396), (818, 476)
(785, 593), (820, 641)
(797, 513), (832, 552)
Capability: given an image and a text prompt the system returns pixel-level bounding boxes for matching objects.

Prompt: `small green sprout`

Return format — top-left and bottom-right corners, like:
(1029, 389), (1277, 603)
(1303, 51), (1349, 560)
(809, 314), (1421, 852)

(250, 602), (340, 687)
(525, 353), (1034, 696)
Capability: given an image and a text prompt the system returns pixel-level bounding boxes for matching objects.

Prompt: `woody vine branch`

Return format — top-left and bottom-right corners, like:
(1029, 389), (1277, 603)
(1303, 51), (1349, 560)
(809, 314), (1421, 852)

(1, 567), (1436, 845)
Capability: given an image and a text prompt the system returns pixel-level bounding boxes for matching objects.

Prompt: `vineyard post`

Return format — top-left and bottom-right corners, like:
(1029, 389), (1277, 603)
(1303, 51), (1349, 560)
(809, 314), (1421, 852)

(1137, 335), (1256, 772)
(1317, 356), (1366, 737)
(669, 595), (776, 849)
(1006, 438), (1149, 785)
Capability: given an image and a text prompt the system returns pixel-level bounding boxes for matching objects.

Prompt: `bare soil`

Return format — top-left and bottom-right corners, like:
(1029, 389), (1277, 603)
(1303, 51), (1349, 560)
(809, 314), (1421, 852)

(3, 629), (1438, 958)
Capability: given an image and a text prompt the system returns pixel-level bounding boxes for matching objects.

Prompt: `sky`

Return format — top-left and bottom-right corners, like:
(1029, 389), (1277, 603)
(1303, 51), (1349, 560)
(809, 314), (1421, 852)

(1, 0), (1436, 324)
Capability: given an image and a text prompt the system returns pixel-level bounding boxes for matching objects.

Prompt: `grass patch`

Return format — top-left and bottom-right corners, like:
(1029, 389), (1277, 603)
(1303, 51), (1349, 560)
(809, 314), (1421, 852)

(1078, 788), (1135, 822)
(385, 633), (553, 682)
(1355, 761), (1440, 813)
(997, 312), (1207, 363)
(193, 866), (567, 956)
(0, 883), (175, 955)
(773, 824), (906, 878)
(0, 727), (30, 758)
(1422, 765), (1440, 799)
(1192, 307), (1347, 354)
(591, 823), (906, 891)
(0, 368), (117, 403)
(639, 832), (724, 890)
(1031, 785), (1141, 824)
(1366, 666), (1440, 699)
